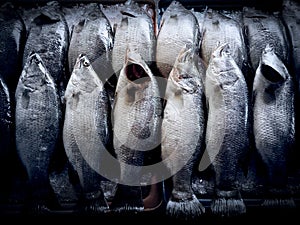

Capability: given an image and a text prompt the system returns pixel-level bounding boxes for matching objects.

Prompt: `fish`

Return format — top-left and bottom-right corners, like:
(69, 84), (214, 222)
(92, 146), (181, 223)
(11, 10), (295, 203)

(67, 3), (113, 78)
(161, 45), (206, 220)
(15, 52), (62, 213)
(63, 54), (113, 213)
(111, 0), (156, 78)
(100, 0), (156, 36)
(252, 44), (296, 208)
(199, 9), (249, 83)
(200, 43), (249, 217)
(0, 77), (13, 199)
(0, 2), (26, 94)
(243, 7), (290, 72)
(111, 49), (162, 212)
(156, 0), (200, 79)
(282, 0), (300, 175)
(22, 1), (69, 102)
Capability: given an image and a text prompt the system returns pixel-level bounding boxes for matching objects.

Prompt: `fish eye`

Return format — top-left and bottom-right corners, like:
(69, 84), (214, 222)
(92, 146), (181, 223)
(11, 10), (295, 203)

(83, 60), (90, 67)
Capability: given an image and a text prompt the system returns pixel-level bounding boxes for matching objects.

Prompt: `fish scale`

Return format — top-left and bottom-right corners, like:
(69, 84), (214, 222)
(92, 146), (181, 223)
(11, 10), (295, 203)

(15, 52), (61, 210)
(203, 43), (249, 217)
(112, 1), (155, 77)
(67, 4), (113, 80)
(111, 50), (162, 212)
(162, 45), (206, 219)
(156, 1), (200, 79)
(63, 54), (111, 213)
(253, 45), (295, 200)
(243, 7), (290, 72)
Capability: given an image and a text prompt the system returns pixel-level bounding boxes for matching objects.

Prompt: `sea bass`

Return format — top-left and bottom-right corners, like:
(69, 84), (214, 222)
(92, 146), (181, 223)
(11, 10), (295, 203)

(243, 7), (290, 72)
(0, 77), (13, 199)
(0, 3), (26, 93)
(111, 0), (156, 77)
(282, 0), (300, 177)
(156, 1), (200, 79)
(253, 44), (296, 207)
(15, 52), (61, 213)
(67, 3), (113, 81)
(22, 1), (69, 101)
(200, 9), (249, 81)
(162, 45), (206, 219)
(201, 43), (249, 217)
(63, 54), (112, 213)
(111, 49), (162, 212)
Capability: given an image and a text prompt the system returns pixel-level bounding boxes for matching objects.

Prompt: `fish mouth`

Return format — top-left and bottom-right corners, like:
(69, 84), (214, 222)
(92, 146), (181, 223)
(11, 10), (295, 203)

(125, 63), (150, 84)
(260, 44), (287, 82)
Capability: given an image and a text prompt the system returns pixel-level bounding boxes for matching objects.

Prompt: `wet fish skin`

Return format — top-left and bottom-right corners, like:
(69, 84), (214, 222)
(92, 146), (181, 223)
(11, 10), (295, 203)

(253, 44), (296, 207)
(243, 7), (290, 72)
(199, 9), (249, 83)
(67, 3), (113, 79)
(15, 52), (61, 212)
(111, 49), (162, 212)
(63, 54), (112, 213)
(156, 0), (200, 79)
(0, 3), (26, 94)
(202, 43), (249, 217)
(0, 77), (13, 199)
(281, 0), (300, 175)
(22, 1), (69, 101)
(111, 0), (156, 77)
(162, 45), (206, 219)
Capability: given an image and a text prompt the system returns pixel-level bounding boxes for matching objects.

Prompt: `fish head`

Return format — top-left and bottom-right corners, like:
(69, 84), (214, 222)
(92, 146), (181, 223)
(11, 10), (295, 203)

(208, 43), (240, 89)
(21, 52), (53, 91)
(71, 54), (102, 92)
(259, 43), (289, 83)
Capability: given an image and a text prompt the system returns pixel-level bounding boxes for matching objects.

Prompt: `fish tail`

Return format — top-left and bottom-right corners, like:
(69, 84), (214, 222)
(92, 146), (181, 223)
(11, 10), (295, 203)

(261, 188), (296, 208)
(261, 198), (296, 208)
(110, 184), (144, 213)
(211, 190), (246, 217)
(211, 198), (246, 217)
(166, 194), (205, 220)
(79, 190), (110, 214)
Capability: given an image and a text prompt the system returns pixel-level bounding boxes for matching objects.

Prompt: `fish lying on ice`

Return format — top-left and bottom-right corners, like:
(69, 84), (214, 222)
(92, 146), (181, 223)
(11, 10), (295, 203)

(0, 2), (26, 94)
(111, 0), (156, 78)
(15, 52), (62, 213)
(253, 44), (296, 208)
(243, 7), (290, 72)
(156, 0), (200, 79)
(201, 43), (249, 217)
(111, 49), (162, 213)
(161, 45), (206, 220)
(63, 54), (113, 213)
(22, 1), (69, 102)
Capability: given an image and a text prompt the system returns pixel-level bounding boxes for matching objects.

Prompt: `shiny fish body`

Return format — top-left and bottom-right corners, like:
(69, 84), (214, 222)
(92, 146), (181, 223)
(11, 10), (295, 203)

(282, 0), (300, 175)
(15, 52), (61, 209)
(112, 0), (155, 77)
(203, 43), (249, 217)
(200, 9), (248, 78)
(156, 1), (200, 79)
(253, 44), (295, 207)
(162, 45), (206, 219)
(0, 77), (12, 198)
(0, 3), (26, 93)
(243, 7), (290, 72)
(22, 2), (69, 99)
(67, 3), (114, 81)
(111, 50), (162, 212)
(0, 77), (11, 158)
(63, 54), (111, 213)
